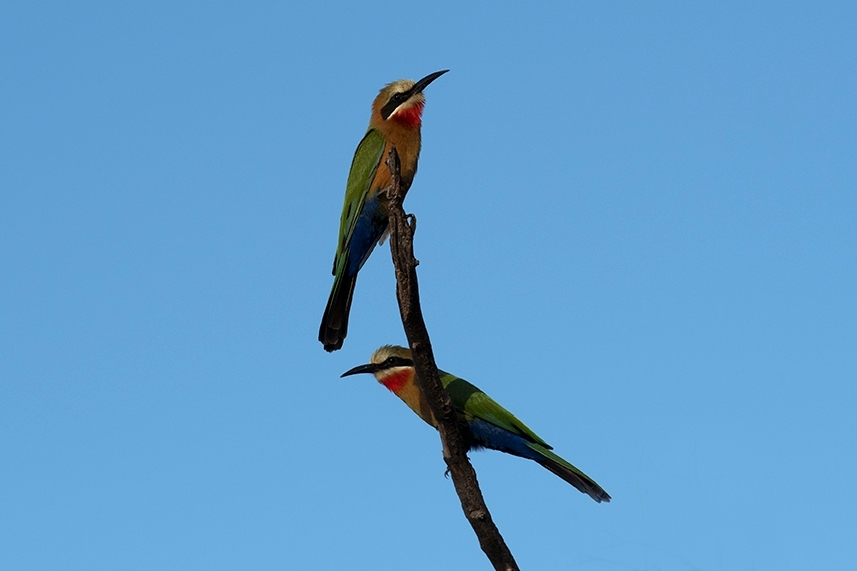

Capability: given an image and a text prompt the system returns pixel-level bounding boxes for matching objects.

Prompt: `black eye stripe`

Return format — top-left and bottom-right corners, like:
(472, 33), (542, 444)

(380, 90), (412, 120)
(380, 355), (414, 369)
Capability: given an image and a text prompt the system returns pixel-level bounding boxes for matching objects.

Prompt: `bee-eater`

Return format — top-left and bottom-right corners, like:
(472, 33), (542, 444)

(318, 71), (448, 352)
(342, 345), (611, 503)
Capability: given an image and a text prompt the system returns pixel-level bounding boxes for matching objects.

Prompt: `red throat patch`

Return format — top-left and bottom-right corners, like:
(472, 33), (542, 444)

(380, 369), (410, 394)
(392, 102), (424, 128)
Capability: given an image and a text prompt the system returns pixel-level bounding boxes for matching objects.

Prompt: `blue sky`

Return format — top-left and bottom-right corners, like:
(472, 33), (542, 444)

(2, 2), (855, 569)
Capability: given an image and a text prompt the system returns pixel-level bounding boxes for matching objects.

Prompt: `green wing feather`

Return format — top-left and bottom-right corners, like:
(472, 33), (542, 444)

(333, 129), (386, 271)
(439, 370), (551, 448)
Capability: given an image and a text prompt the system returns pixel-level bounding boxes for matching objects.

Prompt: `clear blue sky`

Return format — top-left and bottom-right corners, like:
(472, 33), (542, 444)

(2, 2), (855, 569)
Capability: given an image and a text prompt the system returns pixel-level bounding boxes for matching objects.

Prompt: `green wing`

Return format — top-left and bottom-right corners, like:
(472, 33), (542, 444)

(439, 370), (551, 448)
(333, 129), (386, 271)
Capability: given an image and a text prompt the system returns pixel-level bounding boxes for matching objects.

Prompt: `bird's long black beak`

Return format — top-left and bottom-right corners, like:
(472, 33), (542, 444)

(340, 363), (377, 378)
(410, 69), (449, 96)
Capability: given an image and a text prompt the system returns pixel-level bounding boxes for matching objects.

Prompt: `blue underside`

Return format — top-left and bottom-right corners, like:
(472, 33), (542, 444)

(347, 194), (388, 276)
(467, 419), (542, 462)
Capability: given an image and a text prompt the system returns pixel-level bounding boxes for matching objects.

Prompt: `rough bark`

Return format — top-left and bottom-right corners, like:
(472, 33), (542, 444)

(385, 147), (520, 571)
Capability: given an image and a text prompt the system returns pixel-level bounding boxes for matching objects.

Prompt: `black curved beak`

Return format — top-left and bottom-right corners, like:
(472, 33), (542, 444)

(340, 363), (377, 378)
(410, 69), (449, 96)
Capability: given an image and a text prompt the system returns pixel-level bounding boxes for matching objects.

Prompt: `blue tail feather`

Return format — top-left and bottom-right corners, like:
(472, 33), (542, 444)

(467, 419), (611, 503)
(346, 193), (389, 276)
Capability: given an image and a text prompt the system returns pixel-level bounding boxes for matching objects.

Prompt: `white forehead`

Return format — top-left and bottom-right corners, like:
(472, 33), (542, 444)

(370, 344), (409, 364)
(370, 346), (395, 364)
(384, 79), (416, 95)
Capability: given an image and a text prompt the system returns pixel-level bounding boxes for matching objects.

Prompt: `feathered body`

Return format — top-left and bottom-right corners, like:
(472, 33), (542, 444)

(319, 72), (448, 352)
(342, 345), (611, 504)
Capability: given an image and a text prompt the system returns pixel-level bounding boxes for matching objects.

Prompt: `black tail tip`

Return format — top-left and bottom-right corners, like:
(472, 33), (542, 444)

(319, 333), (344, 352)
(319, 318), (346, 352)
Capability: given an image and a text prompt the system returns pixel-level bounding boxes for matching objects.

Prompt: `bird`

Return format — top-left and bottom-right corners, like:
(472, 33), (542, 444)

(341, 345), (611, 503)
(319, 71), (449, 352)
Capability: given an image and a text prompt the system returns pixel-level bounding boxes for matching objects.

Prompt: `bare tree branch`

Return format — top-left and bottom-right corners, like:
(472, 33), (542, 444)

(386, 146), (520, 571)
